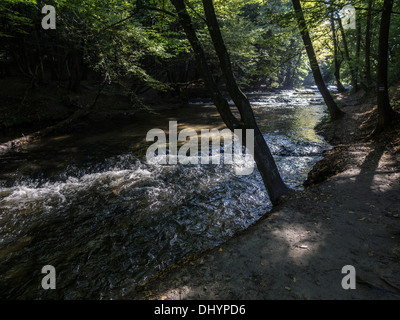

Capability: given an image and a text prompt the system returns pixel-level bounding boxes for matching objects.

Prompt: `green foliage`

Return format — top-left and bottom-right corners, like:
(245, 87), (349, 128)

(0, 0), (37, 37)
(0, 0), (187, 92)
(186, 0), (308, 87)
(1, 0), (399, 97)
(300, 0), (400, 88)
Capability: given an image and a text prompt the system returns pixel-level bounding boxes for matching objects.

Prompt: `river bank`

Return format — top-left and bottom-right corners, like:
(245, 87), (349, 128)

(135, 88), (400, 300)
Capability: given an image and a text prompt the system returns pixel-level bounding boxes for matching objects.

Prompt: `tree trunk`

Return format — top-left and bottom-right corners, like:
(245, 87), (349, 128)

(330, 17), (346, 92)
(170, 0), (291, 204)
(291, 0), (344, 120)
(284, 65), (293, 88)
(202, 0), (290, 203)
(365, 0), (373, 88)
(283, 39), (296, 88)
(374, 0), (396, 133)
(354, 16), (361, 93)
(337, 18), (357, 93)
(169, 0), (239, 131)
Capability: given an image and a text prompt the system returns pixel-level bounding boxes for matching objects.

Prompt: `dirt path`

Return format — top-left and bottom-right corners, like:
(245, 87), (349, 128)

(134, 91), (400, 300)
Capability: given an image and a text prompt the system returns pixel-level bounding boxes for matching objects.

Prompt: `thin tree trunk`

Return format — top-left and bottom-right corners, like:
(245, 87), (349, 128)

(291, 0), (344, 120)
(283, 39), (296, 88)
(354, 16), (361, 93)
(330, 17), (346, 92)
(169, 0), (239, 131)
(170, 0), (290, 204)
(374, 0), (396, 133)
(337, 18), (357, 93)
(365, 0), (373, 88)
(284, 65), (293, 88)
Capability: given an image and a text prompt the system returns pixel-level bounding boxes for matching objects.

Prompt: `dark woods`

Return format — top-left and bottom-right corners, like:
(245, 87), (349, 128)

(1, 1), (397, 98)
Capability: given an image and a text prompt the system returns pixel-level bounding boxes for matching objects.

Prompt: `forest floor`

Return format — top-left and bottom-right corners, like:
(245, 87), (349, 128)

(135, 88), (400, 300)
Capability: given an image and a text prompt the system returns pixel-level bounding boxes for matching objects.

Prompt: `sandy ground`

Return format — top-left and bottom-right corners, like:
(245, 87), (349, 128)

(134, 91), (400, 300)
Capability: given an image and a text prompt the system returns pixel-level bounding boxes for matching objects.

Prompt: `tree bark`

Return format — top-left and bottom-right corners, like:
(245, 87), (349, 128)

(375, 0), (396, 133)
(365, 0), (373, 88)
(354, 16), (361, 93)
(291, 0), (344, 120)
(330, 17), (346, 92)
(170, 0), (291, 204)
(337, 18), (357, 93)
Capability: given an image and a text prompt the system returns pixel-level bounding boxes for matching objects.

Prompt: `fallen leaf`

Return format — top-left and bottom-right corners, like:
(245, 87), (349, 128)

(285, 286), (291, 291)
(160, 296), (168, 300)
(292, 277), (297, 282)
(358, 217), (366, 221)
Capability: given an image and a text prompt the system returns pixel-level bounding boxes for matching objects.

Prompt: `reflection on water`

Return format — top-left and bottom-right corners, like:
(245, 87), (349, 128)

(0, 88), (330, 299)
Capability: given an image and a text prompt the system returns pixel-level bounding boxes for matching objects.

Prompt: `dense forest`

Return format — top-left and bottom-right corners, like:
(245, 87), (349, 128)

(1, 0), (399, 110)
(0, 0), (400, 301)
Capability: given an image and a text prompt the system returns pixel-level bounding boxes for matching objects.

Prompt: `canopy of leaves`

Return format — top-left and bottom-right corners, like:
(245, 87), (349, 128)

(1, 0), (399, 95)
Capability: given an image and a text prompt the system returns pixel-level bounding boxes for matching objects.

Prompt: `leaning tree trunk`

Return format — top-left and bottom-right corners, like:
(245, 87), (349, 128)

(374, 0), (396, 133)
(202, 0), (291, 203)
(169, 0), (239, 131)
(169, 0), (290, 204)
(292, 0), (344, 120)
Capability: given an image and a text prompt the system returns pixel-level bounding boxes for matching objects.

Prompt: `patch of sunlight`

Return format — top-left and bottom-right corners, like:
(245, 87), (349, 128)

(271, 223), (323, 262)
(157, 285), (191, 300)
(371, 173), (395, 193)
(337, 169), (361, 181)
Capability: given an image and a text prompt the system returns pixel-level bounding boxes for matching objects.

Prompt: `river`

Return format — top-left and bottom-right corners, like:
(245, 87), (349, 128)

(0, 88), (331, 299)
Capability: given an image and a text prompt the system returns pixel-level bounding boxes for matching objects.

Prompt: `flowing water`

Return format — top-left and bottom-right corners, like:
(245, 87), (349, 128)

(0, 88), (331, 299)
